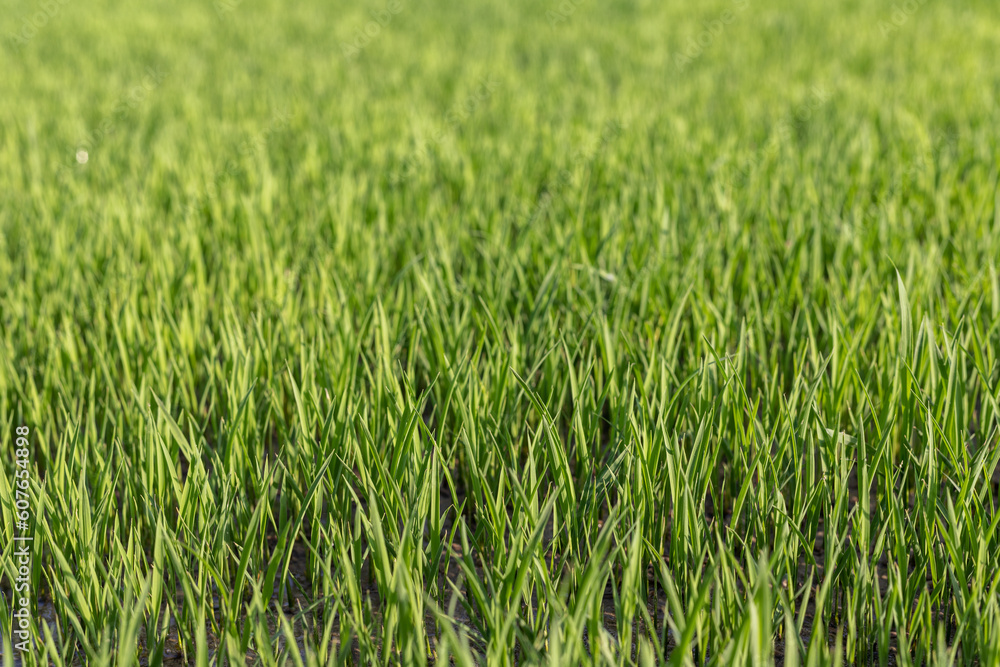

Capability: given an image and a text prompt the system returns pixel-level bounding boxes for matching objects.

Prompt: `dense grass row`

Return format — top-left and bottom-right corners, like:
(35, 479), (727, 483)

(2, 0), (1000, 663)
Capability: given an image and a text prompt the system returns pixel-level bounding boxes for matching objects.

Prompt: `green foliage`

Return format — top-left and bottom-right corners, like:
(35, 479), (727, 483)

(1, 0), (999, 663)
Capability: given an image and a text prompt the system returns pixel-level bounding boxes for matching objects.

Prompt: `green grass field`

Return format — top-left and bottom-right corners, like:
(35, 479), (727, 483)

(2, 0), (1000, 663)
